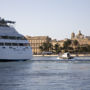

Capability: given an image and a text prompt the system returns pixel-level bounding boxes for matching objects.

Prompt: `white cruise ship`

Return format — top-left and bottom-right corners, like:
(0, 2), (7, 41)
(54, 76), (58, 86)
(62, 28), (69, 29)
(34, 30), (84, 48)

(0, 18), (32, 61)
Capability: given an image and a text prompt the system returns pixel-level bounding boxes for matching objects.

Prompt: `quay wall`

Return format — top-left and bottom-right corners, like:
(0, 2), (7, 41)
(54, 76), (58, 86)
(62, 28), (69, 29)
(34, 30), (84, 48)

(33, 54), (90, 57)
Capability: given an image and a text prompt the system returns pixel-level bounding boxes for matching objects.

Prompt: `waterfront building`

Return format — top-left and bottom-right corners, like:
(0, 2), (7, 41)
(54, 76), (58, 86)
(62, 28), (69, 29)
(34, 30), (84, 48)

(51, 39), (64, 47)
(26, 36), (51, 54)
(26, 30), (90, 55)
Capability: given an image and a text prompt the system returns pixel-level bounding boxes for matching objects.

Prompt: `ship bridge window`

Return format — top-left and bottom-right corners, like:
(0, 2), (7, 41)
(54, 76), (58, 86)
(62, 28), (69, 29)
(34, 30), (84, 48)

(0, 36), (27, 40)
(0, 43), (30, 46)
(21, 37), (27, 40)
(5, 43), (11, 46)
(18, 43), (30, 46)
(0, 43), (4, 46)
(23, 43), (30, 46)
(12, 43), (18, 46)
(17, 37), (27, 40)
(1, 36), (9, 39)
(24, 43), (27, 46)
(17, 37), (21, 40)
(19, 43), (24, 46)
(9, 36), (16, 39)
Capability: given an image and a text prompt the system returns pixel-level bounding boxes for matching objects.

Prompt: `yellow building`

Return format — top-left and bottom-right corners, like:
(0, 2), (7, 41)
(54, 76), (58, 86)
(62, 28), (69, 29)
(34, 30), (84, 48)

(51, 39), (64, 47)
(51, 39), (65, 53)
(26, 36), (66, 54)
(26, 36), (51, 54)
(25, 30), (90, 55)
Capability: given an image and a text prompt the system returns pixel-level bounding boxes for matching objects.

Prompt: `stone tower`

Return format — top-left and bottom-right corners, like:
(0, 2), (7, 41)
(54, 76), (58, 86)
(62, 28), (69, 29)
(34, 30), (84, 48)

(78, 30), (82, 35)
(71, 32), (75, 39)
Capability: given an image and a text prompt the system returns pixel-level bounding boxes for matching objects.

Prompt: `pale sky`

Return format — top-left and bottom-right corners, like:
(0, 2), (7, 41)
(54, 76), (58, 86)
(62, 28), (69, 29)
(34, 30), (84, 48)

(0, 0), (90, 40)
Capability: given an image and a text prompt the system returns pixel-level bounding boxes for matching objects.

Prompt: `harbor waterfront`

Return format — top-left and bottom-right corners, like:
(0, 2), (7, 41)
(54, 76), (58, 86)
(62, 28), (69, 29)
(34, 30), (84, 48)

(26, 31), (90, 55)
(1, 0), (90, 90)
(33, 53), (90, 57)
(0, 56), (90, 90)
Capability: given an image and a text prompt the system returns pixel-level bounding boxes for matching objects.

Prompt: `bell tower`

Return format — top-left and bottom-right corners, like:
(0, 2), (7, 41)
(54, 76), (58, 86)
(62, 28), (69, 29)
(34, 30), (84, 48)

(78, 30), (82, 35)
(71, 32), (75, 39)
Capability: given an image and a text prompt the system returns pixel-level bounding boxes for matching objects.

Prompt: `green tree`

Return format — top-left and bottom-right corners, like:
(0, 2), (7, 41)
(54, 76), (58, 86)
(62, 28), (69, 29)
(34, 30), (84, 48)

(39, 46), (44, 52)
(39, 42), (53, 52)
(54, 43), (61, 54)
(73, 40), (79, 46)
(87, 45), (90, 52)
(63, 39), (72, 49)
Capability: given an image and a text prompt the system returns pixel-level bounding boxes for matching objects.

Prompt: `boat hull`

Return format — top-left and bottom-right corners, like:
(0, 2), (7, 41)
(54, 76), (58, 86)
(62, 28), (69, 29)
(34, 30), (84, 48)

(59, 56), (74, 59)
(0, 46), (32, 61)
(57, 56), (74, 60)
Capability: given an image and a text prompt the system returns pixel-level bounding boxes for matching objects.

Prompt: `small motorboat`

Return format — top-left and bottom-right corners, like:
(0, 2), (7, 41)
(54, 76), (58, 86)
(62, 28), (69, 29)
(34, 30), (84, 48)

(57, 52), (74, 59)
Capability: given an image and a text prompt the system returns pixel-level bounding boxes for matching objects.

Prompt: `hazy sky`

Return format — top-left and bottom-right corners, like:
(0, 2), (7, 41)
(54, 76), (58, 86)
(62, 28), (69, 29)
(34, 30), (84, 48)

(0, 0), (90, 40)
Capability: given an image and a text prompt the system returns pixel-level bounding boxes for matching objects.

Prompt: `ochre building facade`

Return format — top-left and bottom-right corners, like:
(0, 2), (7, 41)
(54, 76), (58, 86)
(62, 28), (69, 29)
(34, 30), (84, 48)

(26, 36), (51, 54)
(26, 30), (90, 55)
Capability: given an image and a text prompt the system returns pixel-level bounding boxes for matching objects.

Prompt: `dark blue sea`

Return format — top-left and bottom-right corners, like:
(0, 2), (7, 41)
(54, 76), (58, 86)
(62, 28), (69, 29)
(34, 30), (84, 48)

(0, 56), (90, 90)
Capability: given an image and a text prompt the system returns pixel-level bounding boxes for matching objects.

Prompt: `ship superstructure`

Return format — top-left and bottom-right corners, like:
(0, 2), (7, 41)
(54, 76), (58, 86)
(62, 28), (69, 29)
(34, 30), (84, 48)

(0, 18), (32, 60)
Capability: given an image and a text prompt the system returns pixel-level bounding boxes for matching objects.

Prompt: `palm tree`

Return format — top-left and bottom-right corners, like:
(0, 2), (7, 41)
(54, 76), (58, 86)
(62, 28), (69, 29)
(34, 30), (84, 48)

(73, 40), (79, 46)
(39, 42), (53, 52)
(54, 43), (60, 54)
(72, 40), (79, 52)
(39, 46), (44, 52)
(63, 39), (72, 49)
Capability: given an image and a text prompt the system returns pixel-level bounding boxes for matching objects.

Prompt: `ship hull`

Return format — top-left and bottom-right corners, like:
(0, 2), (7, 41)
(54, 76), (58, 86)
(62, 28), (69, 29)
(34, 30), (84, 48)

(0, 46), (32, 61)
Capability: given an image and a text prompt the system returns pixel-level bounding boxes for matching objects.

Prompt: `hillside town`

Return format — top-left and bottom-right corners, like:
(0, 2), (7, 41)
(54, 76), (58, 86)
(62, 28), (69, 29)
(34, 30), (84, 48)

(26, 30), (90, 55)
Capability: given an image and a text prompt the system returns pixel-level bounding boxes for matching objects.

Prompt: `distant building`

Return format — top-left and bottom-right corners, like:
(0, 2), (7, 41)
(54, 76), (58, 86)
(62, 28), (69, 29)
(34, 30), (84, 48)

(26, 36), (51, 54)
(51, 39), (64, 47)
(51, 39), (65, 53)
(71, 30), (90, 45)
(71, 32), (75, 39)
(26, 30), (90, 55)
